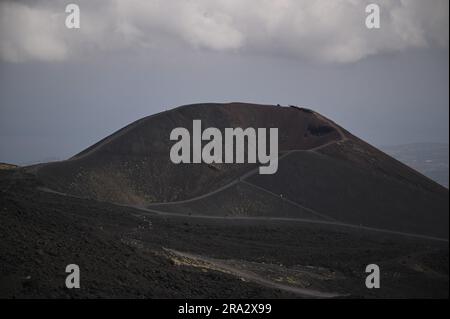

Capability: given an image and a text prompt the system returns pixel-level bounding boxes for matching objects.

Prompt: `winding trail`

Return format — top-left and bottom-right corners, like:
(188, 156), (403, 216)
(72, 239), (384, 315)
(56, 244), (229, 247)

(148, 150), (296, 206)
(240, 180), (337, 221)
(147, 109), (347, 207)
(36, 185), (449, 243)
(165, 248), (346, 298)
(140, 206), (449, 242)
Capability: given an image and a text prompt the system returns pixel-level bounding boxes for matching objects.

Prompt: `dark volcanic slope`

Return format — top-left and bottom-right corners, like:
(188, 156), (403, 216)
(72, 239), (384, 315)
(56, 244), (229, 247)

(29, 103), (340, 204)
(248, 147), (448, 237)
(2, 102), (449, 298)
(28, 103), (448, 238)
(0, 170), (448, 298)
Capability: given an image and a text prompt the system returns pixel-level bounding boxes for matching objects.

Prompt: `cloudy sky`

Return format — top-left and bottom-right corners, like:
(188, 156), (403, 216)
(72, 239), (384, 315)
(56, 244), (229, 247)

(0, 0), (448, 164)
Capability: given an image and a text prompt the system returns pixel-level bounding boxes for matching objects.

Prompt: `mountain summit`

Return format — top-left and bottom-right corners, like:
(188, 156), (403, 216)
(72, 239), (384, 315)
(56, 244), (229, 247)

(30, 103), (448, 238)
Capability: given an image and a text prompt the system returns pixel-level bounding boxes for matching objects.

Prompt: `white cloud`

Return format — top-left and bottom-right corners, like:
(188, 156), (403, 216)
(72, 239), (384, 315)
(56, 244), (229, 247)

(0, 0), (448, 63)
(0, 2), (67, 62)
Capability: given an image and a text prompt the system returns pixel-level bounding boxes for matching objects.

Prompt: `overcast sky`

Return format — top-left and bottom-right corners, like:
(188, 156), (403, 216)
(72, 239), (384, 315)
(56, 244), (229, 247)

(0, 0), (448, 164)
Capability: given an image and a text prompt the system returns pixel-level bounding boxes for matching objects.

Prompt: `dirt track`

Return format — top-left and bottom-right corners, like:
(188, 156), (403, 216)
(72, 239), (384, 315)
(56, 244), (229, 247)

(165, 249), (346, 298)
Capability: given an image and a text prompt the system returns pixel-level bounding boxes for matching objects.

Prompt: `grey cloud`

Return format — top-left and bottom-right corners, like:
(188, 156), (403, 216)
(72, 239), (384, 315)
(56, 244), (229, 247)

(0, 0), (448, 63)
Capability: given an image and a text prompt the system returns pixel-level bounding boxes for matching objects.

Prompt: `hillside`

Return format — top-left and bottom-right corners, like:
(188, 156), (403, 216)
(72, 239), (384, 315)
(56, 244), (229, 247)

(1, 102), (448, 298)
(29, 103), (448, 238)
